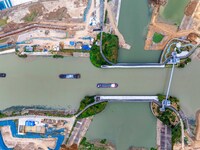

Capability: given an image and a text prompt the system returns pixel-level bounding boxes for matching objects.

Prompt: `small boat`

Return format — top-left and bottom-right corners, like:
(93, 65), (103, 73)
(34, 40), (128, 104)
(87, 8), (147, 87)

(97, 83), (118, 88)
(0, 73), (6, 78)
(59, 74), (80, 79)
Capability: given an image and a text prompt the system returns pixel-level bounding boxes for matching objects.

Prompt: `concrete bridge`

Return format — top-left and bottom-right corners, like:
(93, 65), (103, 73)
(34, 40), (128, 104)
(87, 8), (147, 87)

(75, 95), (159, 117)
(101, 63), (165, 69)
(94, 95), (159, 102)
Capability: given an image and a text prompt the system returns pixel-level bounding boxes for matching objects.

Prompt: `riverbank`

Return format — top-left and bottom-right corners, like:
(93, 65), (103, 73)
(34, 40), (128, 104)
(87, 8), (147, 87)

(116, 0), (121, 26)
(174, 109), (200, 149)
(0, 49), (15, 55)
(79, 137), (115, 150)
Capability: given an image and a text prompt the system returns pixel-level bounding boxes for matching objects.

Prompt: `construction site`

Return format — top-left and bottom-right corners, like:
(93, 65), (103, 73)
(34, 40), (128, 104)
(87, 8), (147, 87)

(0, 0), (130, 57)
(145, 0), (200, 51)
(0, 115), (76, 150)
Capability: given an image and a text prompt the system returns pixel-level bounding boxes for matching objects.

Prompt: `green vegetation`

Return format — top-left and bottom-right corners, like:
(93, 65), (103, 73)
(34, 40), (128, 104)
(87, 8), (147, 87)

(150, 148), (157, 150)
(155, 108), (182, 146)
(60, 49), (89, 53)
(18, 54), (28, 58)
(77, 96), (107, 118)
(155, 94), (182, 146)
(23, 11), (38, 22)
(177, 58), (191, 68)
(157, 108), (177, 126)
(53, 54), (64, 58)
(157, 94), (179, 104)
(90, 32), (119, 68)
(80, 137), (107, 150)
(100, 139), (107, 144)
(104, 10), (108, 24)
(0, 112), (7, 118)
(0, 38), (8, 44)
(172, 124), (181, 145)
(153, 32), (164, 43)
(165, 57), (191, 68)
(0, 17), (8, 27)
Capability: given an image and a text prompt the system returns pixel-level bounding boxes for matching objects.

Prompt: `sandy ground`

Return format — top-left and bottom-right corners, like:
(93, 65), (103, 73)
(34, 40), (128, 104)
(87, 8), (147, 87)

(2, 0), (88, 24)
(145, 1), (200, 51)
(0, 126), (56, 150)
(174, 110), (200, 150)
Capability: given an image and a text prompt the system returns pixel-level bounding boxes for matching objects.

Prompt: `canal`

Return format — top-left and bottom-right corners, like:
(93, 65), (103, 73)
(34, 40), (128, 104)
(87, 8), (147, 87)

(1, 54), (200, 149)
(117, 0), (162, 63)
(0, 0), (198, 149)
(86, 103), (157, 149)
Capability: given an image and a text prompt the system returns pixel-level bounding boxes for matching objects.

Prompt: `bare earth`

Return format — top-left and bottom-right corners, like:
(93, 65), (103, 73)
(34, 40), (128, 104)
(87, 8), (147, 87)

(145, 1), (200, 51)
(0, 126), (56, 150)
(174, 110), (200, 150)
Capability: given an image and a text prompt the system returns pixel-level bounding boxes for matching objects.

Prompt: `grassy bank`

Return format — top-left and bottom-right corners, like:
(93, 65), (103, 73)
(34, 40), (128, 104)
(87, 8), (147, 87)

(90, 32), (119, 68)
(80, 137), (111, 150)
(77, 96), (107, 118)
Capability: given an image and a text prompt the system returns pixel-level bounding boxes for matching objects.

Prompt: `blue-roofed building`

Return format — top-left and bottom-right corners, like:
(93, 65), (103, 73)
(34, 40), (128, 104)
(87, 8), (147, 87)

(82, 44), (91, 51)
(69, 41), (75, 46)
(25, 120), (35, 126)
(24, 46), (33, 52)
(0, 0), (12, 10)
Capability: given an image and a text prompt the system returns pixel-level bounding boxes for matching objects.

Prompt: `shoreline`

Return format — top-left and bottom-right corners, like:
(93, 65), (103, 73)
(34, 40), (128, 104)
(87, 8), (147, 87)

(116, 0), (121, 27)
(0, 49), (15, 55)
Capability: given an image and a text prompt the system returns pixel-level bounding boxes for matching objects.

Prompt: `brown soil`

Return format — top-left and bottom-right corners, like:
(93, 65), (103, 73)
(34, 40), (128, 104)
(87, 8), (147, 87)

(185, 0), (198, 16)
(148, 0), (167, 6)
(129, 146), (146, 150)
(22, 3), (45, 22)
(44, 7), (71, 21)
(3, 22), (29, 33)
(29, 3), (44, 16)
(60, 144), (78, 150)
(187, 33), (199, 43)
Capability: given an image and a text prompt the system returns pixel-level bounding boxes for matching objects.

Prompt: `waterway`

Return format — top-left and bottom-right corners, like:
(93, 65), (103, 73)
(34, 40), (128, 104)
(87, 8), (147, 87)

(86, 103), (157, 149)
(159, 0), (190, 25)
(117, 0), (162, 63)
(1, 54), (200, 148)
(0, 0), (199, 149)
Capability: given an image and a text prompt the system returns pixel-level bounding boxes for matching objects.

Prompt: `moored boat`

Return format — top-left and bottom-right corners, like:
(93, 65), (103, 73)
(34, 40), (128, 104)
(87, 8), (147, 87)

(59, 74), (80, 79)
(0, 73), (6, 78)
(97, 83), (118, 88)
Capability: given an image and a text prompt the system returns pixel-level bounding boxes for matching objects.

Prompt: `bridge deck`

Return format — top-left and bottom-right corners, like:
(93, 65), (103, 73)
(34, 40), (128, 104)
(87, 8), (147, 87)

(95, 96), (159, 102)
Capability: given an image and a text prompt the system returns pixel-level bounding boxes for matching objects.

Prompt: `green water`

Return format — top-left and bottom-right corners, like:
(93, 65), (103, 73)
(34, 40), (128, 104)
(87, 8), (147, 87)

(86, 103), (157, 149)
(117, 0), (162, 63)
(0, 0), (198, 149)
(159, 0), (190, 25)
(1, 54), (200, 149)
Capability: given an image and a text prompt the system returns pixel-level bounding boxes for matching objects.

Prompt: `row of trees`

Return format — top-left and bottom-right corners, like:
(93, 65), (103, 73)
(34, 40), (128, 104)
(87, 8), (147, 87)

(90, 32), (119, 67)
(77, 96), (107, 118)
